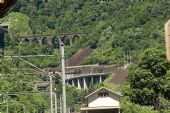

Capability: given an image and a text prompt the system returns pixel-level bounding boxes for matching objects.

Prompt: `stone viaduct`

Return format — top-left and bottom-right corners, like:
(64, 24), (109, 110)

(20, 33), (86, 46)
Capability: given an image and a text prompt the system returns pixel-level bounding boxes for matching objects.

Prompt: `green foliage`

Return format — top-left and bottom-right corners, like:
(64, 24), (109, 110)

(1, 0), (170, 112)
(121, 100), (159, 113)
(0, 57), (49, 112)
(124, 48), (170, 111)
(3, 0), (169, 66)
(88, 74), (119, 93)
(0, 12), (32, 36)
(66, 86), (87, 106)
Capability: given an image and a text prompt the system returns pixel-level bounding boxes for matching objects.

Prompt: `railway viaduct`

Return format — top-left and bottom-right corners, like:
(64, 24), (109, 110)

(20, 33), (87, 46)
(45, 65), (128, 89)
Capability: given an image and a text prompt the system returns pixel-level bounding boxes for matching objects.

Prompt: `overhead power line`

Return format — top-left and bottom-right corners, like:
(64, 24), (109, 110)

(4, 55), (54, 58)
(4, 91), (49, 95)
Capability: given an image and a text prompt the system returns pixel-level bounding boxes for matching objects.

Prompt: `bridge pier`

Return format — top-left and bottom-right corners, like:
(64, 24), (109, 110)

(83, 77), (87, 89)
(77, 78), (81, 89)
(66, 73), (110, 89)
(69, 37), (73, 46)
(72, 79), (75, 87)
(91, 76), (94, 84)
(99, 75), (102, 83)
(39, 37), (43, 45)
(66, 81), (69, 85)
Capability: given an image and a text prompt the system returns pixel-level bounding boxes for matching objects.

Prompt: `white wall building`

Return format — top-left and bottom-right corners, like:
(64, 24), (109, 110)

(81, 87), (122, 113)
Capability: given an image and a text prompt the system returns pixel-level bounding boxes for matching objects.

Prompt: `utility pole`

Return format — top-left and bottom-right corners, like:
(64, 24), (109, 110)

(129, 50), (132, 64)
(23, 105), (26, 113)
(6, 96), (8, 113)
(60, 96), (62, 113)
(54, 92), (57, 113)
(60, 41), (66, 113)
(49, 72), (54, 113)
(4, 54), (64, 113)
(34, 107), (36, 113)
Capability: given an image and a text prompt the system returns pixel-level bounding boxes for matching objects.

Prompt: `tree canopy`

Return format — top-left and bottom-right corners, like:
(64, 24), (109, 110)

(124, 48), (170, 111)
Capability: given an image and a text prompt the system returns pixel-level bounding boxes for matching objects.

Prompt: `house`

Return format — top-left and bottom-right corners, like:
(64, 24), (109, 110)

(81, 87), (122, 113)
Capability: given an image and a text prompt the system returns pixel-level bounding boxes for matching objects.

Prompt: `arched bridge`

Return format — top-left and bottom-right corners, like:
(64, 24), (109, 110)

(20, 33), (87, 46)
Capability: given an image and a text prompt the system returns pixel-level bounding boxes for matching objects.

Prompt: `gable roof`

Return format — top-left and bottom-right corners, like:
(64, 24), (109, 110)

(85, 87), (122, 99)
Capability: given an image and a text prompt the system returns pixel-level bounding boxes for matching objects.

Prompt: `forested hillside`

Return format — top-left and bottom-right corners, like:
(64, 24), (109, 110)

(2, 0), (170, 66)
(1, 0), (170, 113)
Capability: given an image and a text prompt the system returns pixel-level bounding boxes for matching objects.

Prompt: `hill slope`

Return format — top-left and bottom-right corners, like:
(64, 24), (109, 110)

(66, 47), (93, 66)
(3, 0), (169, 66)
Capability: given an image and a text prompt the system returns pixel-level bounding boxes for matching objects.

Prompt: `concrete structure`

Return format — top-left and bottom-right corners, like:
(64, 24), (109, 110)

(64, 65), (117, 89)
(81, 87), (122, 113)
(20, 33), (86, 46)
(0, 24), (8, 54)
(165, 20), (170, 61)
(34, 82), (54, 91)
(44, 65), (128, 89)
(66, 73), (108, 89)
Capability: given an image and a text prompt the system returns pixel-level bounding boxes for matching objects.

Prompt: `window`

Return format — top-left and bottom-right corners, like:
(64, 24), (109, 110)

(98, 92), (109, 97)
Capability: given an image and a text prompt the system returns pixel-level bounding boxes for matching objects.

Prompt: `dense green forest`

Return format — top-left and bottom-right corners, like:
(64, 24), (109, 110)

(1, 0), (170, 113)
(2, 0), (170, 66)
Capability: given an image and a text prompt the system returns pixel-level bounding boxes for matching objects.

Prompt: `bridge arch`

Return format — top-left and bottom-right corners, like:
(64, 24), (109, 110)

(41, 37), (48, 45)
(52, 36), (60, 48)
(72, 35), (81, 44)
(23, 38), (30, 44)
(31, 38), (39, 44)
(61, 35), (70, 45)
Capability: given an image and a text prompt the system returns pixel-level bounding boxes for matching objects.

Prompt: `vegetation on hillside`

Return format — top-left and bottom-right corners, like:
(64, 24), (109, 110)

(1, 0), (170, 113)
(2, 0), (170, 66)
(122, 48), (170, 113)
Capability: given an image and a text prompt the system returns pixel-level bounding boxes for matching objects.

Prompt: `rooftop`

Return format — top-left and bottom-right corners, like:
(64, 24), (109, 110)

(85, 87), (122, 99)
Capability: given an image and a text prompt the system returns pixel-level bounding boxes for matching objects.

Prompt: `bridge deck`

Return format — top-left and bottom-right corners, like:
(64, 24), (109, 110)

(66, 73), (109, 80)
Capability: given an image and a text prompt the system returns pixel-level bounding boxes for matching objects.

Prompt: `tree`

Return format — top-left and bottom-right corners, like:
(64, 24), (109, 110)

(125, 48), (170, 110)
